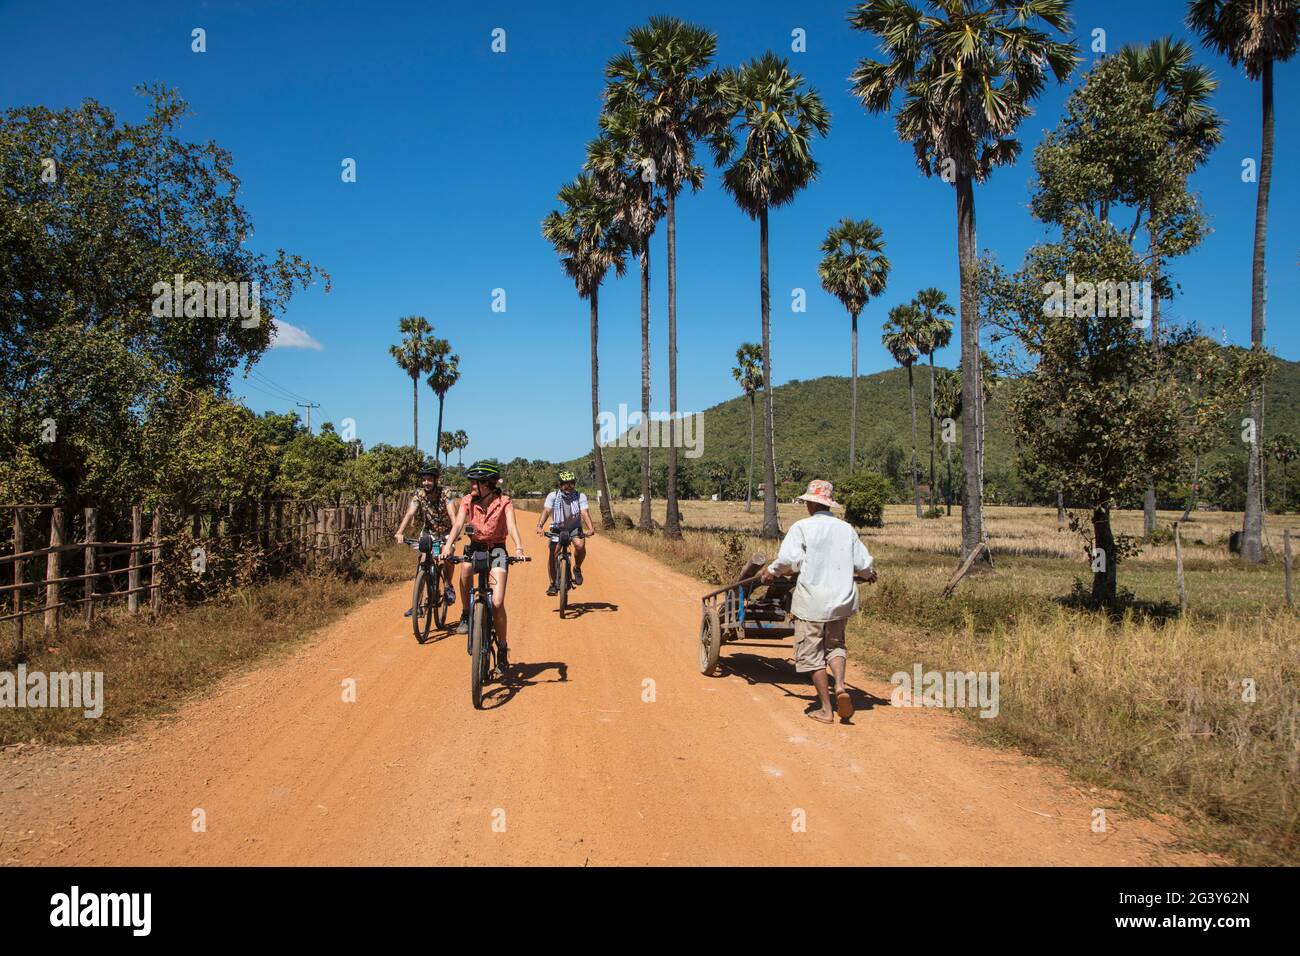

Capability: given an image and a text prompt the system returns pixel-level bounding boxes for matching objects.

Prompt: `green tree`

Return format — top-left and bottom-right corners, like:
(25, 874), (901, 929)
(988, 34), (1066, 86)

(541, 173), (628, 529)
(934, 368), (963, 515)
(389, 316), (435, 456)
(730, 343), (764, 513)
(1268, 432), (1299, 511)
(453, 429), (469, 466)
(712, 52), (830, 539)
(818, 218), (891, 475)
(882, 303), (926, 518)
(1187, 0), (1300, 562)
(850, 0), (1077, 561)
(606, 16), (721, 538)
(426, 342), (459, 465)
(913, 288), (955, 511)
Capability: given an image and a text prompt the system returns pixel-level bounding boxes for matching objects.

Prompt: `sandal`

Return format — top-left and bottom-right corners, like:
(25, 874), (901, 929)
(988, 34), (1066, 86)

(807, 711), (834, 724)
(836, 690), (855, 720)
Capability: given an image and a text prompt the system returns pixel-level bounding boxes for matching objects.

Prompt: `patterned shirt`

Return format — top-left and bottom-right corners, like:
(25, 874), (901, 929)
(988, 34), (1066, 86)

(415, 486), (451, 536)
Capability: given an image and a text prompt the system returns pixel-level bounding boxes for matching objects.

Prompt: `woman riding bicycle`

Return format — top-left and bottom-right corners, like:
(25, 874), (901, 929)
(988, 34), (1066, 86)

(441, 460), (526, 669)
(394, 461), (457, 609)
(535, 470), (595, 596)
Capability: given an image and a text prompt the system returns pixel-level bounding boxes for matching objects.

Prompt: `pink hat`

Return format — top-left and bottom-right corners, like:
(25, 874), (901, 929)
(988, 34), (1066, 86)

(796, 479), (839, 509)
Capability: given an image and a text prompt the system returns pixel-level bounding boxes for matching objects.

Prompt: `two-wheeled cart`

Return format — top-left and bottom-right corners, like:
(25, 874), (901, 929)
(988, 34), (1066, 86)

(697, 553), (797, 676)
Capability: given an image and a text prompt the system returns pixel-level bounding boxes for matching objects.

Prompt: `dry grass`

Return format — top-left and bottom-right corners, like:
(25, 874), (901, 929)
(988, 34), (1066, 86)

(0, 546), (412, 746)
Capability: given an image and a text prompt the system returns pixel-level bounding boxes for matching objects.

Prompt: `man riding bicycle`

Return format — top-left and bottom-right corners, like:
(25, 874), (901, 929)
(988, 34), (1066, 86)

(393, 461), (458, 610)
(441, 459), (526, 668)
(535, 470), (594, 596)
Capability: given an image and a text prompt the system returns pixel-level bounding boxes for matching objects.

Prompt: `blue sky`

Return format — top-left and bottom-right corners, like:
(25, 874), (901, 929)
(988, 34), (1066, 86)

(2, 0), (1296, 463)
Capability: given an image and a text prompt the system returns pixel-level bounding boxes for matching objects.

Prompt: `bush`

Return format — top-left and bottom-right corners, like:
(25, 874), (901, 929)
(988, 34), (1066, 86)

(922, 505), (945, 519)
(835, 471), (892, 528)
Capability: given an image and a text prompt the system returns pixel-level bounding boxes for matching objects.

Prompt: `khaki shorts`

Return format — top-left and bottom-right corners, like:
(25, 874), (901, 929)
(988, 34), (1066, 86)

(793, 617), (848, 673)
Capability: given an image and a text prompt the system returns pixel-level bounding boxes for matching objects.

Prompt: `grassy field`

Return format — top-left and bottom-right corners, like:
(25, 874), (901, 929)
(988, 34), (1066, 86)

(592, 499), (1298, 865)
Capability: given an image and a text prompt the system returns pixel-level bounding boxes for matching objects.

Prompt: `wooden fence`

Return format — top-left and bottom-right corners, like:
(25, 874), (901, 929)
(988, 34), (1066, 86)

(0, 493), (413, 653)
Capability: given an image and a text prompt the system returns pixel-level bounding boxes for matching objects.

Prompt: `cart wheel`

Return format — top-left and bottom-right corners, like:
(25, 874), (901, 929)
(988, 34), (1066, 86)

(698, 604), (722, 676)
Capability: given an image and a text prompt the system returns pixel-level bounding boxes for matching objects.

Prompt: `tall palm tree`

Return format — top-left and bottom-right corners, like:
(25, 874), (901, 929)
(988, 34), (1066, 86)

(1188, 0), (1299, 563)
(913, 288), (955, 511)
(883, 303), (926, 518)
(850, 0), (1077, 560)
(712, 52), (830, 539)
(934, 368), (963, 516)
(731, 342), (764, 513)
(542, 173), (628, 529)
(453, 429), (468, 466)
(818, 218), (891, 474)
(389, 315), (435, 455)
(606, 16), (720, 539)
(438, 430), (455, 466)
(1121, 36), (1224, 537)
(587, 103), (665, 533)
(426, 341), (459, 467)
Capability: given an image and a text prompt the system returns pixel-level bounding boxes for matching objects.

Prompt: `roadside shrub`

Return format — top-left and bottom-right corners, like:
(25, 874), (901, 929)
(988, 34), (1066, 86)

(836, 471), (892, 528)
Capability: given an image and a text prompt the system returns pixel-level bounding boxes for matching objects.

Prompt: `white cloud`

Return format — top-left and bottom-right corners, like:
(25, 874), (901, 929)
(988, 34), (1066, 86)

(270, 318), (324, 350)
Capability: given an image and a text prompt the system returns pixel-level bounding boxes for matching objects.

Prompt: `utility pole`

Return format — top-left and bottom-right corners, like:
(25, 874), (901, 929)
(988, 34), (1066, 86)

(297, 402), (320, 432)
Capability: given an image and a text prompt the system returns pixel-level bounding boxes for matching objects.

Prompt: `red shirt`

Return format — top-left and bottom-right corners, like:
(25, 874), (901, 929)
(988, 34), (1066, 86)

(460, 491), (512, 545)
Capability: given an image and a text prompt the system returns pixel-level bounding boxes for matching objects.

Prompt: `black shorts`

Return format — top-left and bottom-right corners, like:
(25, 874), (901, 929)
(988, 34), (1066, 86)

(464, 542), (510, 570)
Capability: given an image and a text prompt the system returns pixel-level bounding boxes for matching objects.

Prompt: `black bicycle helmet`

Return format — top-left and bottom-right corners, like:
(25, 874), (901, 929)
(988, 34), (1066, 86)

(417, 459), (441, 477)
(465, 459), (501, 482)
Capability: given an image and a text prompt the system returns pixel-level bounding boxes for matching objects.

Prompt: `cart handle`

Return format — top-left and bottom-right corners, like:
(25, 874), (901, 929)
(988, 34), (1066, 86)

(700, 572), (769, 602)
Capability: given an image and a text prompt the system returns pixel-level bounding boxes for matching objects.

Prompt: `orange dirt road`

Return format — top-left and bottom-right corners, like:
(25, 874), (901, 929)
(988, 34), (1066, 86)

(0, 535), (1209, 866)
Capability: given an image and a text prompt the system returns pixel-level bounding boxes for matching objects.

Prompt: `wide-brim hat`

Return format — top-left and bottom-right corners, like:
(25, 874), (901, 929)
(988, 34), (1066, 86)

(796, 479), (840, 509)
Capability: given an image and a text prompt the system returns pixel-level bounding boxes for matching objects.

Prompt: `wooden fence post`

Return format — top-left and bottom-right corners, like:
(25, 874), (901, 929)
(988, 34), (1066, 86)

(12, 509), (24, 654)
(44, 506), (64, 635)
(150, 508), (162, 611)
(1174, 522), (1186, 614)
(1285, 529), (1293, 609)
(83, 506), (97, 626)
(128, 505), (142, 614)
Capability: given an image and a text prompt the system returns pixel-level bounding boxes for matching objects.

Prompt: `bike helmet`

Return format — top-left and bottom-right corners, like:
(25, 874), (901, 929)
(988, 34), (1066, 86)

(417, 459), (441, 477)
(558, 470), (577, 483)
(465, 459), (501, 482)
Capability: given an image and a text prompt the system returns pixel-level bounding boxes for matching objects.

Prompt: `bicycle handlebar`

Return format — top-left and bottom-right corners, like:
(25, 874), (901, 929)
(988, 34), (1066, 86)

(442, 554), (531, 565)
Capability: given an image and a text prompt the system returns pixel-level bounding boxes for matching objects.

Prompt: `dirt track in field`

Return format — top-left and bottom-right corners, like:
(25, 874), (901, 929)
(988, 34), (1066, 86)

(0, 534), (1210, 866)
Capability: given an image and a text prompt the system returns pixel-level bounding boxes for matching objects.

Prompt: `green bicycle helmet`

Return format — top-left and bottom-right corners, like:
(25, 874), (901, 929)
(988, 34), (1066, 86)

(465, 459), (501, 482)
(558, 470), (577, 483)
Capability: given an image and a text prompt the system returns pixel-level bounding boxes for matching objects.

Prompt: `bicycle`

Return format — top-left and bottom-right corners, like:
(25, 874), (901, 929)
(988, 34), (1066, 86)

(442, 544), (530, 709)
(403, 534), (448, 642)
(545, 524), (588, 618)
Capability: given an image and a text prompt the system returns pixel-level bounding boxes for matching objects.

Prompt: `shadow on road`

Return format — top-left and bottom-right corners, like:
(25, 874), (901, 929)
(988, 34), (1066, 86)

(480, 660), (569, 710)
(720, 651), (891, 721)
(561, 601), (618, 618)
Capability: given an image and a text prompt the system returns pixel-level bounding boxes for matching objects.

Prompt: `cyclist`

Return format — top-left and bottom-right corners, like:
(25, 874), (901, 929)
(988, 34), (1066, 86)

(535, 470), (595, 596)
(393, 461), (457, 611)
(441, 460), (526, 668)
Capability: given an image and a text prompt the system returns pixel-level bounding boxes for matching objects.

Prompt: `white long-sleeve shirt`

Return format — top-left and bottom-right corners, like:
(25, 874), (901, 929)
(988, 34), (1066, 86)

(767, 511), (873, 622)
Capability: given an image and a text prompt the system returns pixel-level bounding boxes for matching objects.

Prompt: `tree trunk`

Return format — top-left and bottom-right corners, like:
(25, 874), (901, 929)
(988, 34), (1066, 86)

(945, 440), (953, 516)
(850, 310), (859, 474)
(589, 288), (614, 529)
(955, 172), (984, 561)
(759, 205), (780, 540)
(1242, 58), (1272, 563)
(928, 353), (936, 512)
(1057, 487), (1065, 526)
(1182, 451), (1199, 522)
(909, 364), (921, 518)
(1091, 504), (1118, 605)
(1144, 239), (1162, 539)
(639, 244), (653, 532)
(664, 191), (681, 539)
(412, 374), (419, 456)
(746, 393), (755, 513)
(434, 390), (446, 473)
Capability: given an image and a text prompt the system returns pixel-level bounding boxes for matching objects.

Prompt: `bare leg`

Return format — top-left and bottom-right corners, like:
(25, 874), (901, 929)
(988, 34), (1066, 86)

(828, 656), (847, 696)
(491, 567), (509, 652)
(457, 562), (471, 610)
(809, 669), (833, 721)
(573, 538), (587, 570)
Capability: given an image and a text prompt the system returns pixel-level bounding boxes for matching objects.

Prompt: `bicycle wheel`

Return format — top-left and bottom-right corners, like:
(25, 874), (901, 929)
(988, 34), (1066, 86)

(411, 569), (434, 643)
(470, 600), (488, 709)
(558, 556), (570, 618)
(432, 570), (448, 630)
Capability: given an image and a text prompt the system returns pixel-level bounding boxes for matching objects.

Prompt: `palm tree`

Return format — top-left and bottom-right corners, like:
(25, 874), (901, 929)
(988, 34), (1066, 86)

(587, 102), (665, 533)
(883, 303), (926, 518)
(389, 315), (436, 455)
(1121, 36), (1224, 537)
(850, 0), (1077, 560)
(913, 288), (955, 512)
(1188, 0), (1299, 562)
(818, 218), (891, 475)
(438, 430), (455, 467)
(712, 52), (830, 539)
(426, 341), (459, 466)
(541, 173), (628, 529)
(453, 429), (469, 466)
(606, 16), (720, 540)
(934, 368), (963, 516)
(731, 343), (764, 513)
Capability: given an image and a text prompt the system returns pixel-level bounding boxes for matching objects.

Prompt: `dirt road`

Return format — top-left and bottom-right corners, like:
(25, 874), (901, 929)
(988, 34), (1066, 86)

(0, 535), (1207, 866)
